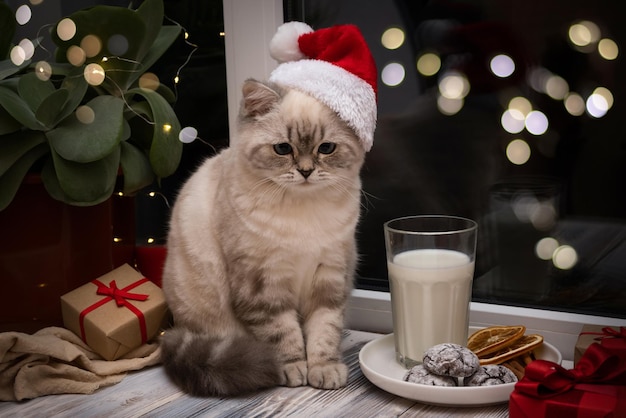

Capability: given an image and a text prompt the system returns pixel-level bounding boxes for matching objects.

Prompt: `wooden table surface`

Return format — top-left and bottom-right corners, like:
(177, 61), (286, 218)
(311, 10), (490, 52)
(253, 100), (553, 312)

(0, 330), (510, 417)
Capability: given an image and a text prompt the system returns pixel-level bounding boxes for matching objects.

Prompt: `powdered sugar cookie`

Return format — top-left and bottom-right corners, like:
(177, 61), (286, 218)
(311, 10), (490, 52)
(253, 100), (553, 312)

(403, 364), (457, 386)
(465, 364), (518, 386)
(423, 343), (480, 377)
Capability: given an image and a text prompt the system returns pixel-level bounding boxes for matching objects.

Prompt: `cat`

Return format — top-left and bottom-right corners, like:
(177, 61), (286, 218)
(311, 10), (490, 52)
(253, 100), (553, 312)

(160, 78), (367, 396)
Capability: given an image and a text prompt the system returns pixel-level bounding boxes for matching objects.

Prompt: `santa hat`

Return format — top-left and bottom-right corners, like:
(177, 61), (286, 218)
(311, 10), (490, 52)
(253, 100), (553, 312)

(268, 22), (378, 152)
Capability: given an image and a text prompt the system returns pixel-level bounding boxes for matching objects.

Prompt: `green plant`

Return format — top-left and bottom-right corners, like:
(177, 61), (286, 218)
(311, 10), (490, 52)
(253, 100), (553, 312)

(0, 0), (183, 211)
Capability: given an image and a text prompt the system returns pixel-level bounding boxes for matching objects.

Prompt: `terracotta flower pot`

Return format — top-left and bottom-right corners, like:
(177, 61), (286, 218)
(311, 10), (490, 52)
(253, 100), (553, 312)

(0, 175), (135, 333)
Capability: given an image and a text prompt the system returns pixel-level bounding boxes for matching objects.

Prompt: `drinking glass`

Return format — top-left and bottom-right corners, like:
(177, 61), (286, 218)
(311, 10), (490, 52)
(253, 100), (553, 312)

(384, 215), (478, 368)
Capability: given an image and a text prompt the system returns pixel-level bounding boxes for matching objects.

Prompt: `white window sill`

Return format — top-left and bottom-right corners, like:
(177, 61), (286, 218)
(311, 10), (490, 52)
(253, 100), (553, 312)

(346, 288), (625, 362)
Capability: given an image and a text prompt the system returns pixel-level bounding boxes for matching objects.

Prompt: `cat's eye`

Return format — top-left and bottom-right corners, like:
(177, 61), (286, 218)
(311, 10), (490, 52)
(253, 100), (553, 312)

(273, 143), (292, 155)
(318, 142), (336, 154)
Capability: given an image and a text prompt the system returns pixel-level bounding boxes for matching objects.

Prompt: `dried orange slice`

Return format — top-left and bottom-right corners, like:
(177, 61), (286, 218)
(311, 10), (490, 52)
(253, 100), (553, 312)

(467, 325), (526, 356)
(478, 334), (544, 365)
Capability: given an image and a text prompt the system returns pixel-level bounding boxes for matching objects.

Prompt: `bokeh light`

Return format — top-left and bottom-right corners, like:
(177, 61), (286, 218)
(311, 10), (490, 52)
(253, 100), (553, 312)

(381, 62), (405, 87)
(564, 92), (585, 116)
(67, 45), (86, 66)
(586, 93), (608, 118)
(416, 52), (441, 77)
(381, 27), (405, 50)
(438, 71), (470, 99)
(545, 75), (569, 100)
(179, 126), (198, 143)
(84, 63), (106, 85)
(35, 61), (52, 81)
(509, 97), (532, 116)
(525, 110), (549, 135)
(18, 39), (35, 61)
(568, 20), (600, 47)
(139, 73), (160, 91)
(57, 18), (77, 41)
(552, 245), (578, 270)
(437, 95), (464, 115)
(530, 202), (557, 230)
(501, 109), (525, 134)
(108, 34), (129, 56)
(81, 35), (103, 58)
(535, 237), (559, 260)
(506, 139), (531, 165)
(598, 38), (619, 60)
(593, 87), (614, 110)
(15, 5), (31, 25)
(489, 54), (515, 78)
(10, 46), (26, 66)
(75, 105), (95, 124)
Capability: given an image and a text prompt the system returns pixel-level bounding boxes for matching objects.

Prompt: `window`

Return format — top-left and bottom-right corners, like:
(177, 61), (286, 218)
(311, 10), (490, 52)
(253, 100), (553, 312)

(276, 0), (626, 320)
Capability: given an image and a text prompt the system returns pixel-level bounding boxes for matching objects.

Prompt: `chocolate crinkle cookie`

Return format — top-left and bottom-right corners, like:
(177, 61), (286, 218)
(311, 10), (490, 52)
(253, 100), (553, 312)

(465, 365), (518, 386)
(403, 364), (458, 387)
(423, 343), (480, 378)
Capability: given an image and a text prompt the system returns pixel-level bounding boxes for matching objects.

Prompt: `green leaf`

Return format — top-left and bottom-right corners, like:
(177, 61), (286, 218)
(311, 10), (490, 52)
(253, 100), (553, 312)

(0, 59), (29, 81)
(0, 143), (48, 211)
(51, 5), (147, 92)
(120, 141), (154, 194)
(127, 26), (181, 88)
(47, 144), (120, 204)
(55, 65), (88, 124)
(0, 104), (21, 134)
(0, 85), (46, 130)
(135, 0), (165, 61)
(127, 87), (182, 177)
(0, 129), (47, 176)
(36, 88), (70, 128)
(46, 95), (124, 163)
(17, 72), (56, 113)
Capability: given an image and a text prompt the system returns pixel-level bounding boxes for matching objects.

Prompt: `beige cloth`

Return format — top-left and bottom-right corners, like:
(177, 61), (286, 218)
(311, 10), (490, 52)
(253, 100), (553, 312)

(0, 326), (161, 401)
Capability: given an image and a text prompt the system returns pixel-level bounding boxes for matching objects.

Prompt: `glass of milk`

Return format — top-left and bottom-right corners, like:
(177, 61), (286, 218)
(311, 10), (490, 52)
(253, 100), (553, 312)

(384, 215), (478, 368)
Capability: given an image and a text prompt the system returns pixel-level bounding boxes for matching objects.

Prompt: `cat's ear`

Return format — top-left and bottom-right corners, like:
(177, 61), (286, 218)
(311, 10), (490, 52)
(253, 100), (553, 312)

(241, 79), (281, 117)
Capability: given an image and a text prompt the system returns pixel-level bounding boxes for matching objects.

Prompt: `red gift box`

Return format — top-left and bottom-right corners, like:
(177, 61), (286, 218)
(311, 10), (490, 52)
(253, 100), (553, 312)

(509, 343), (626, 418)
(576, 326), (626, 365)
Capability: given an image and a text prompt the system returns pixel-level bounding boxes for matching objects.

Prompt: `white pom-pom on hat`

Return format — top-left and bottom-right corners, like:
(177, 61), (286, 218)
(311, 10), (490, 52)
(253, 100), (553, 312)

(269, 21), (314, 63)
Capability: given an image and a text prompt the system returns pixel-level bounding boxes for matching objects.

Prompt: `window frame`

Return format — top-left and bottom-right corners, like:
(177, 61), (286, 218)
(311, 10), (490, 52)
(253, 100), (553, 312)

(222, 0), (625, 363)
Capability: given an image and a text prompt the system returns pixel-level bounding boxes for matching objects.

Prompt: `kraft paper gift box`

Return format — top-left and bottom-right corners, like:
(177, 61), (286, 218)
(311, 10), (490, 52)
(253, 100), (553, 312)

(61, 263), (168, 360)
(575, 325), (626, 365)
(509, 342), (626, 418)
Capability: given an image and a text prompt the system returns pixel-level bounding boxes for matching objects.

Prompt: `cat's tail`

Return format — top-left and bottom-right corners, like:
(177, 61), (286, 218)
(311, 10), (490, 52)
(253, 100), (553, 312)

(160, 327), (280, 396)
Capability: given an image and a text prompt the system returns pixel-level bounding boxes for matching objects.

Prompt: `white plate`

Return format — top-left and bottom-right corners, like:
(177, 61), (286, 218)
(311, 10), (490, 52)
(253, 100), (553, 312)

(358, 327), (562, 407)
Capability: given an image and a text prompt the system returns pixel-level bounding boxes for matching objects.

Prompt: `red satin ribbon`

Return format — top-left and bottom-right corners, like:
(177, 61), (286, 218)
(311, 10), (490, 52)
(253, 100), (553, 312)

(79, 278), (150, 346)
(515, 343), (626, 398)
(512, 344), (626, 417)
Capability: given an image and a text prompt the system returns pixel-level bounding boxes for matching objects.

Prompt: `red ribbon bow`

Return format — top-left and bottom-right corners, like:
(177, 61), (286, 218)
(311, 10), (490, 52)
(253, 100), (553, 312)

(79, 278), (151, 346)
(515, 343), (626, 398)
(96, 280), (149, 306)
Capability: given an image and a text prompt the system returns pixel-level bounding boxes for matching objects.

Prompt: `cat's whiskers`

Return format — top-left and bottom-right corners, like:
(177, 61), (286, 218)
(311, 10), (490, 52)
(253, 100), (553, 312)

(328, 175), (366, 211)
(359, 189), (379, 212)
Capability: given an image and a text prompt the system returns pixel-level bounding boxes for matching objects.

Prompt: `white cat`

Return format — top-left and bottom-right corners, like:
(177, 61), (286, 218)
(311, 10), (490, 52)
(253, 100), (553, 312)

(160, 79), (366, 396)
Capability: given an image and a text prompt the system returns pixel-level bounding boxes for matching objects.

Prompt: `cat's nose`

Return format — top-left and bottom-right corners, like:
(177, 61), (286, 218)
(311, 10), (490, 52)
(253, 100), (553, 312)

(298, 168), (313, 179)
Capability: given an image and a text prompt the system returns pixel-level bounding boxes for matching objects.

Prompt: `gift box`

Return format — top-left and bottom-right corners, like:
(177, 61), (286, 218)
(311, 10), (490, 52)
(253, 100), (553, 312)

(509, 343), (626, 418)
(575, 325), (626, 365)
(61, 263), (168, 360)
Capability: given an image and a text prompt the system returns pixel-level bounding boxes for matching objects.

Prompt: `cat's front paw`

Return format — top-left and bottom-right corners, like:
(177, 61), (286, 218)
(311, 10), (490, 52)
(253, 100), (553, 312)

(307, 361), (348, 390)
(278, 360), (308, 387)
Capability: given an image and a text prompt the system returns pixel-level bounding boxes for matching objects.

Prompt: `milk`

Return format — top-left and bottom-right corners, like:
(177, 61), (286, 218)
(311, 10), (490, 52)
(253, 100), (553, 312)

(388, 249), (475, 367)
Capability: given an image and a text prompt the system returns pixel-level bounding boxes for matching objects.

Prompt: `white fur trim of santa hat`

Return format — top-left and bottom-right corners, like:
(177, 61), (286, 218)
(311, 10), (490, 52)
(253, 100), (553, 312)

(268, 22), (377, 152)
